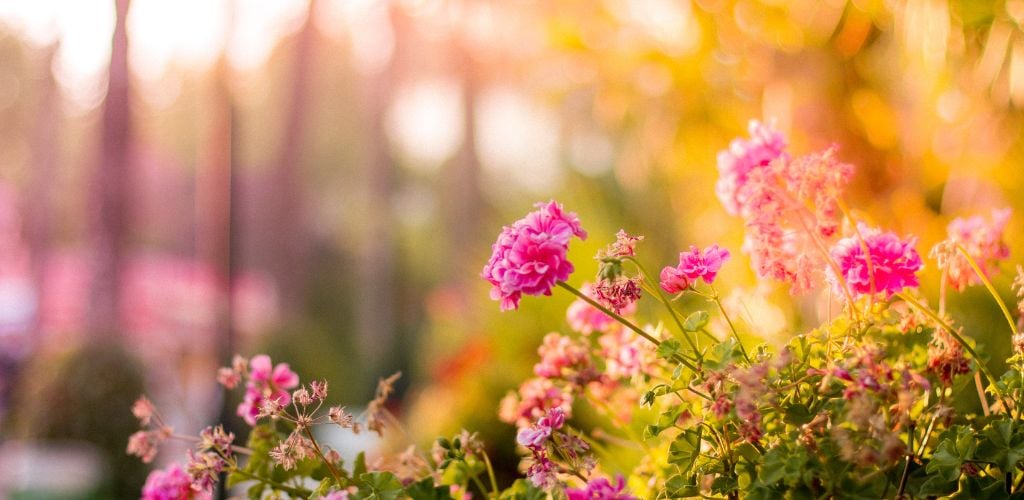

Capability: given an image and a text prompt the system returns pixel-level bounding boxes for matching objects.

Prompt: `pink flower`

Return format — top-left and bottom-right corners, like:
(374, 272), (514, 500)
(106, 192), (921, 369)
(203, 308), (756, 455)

(932, 208), (1011, 291)
(660, 245), (730, 294)
(828, 224), (923, 298)
(132, 396), (156, 426)
(482, 201), (587, 311)
(236, 354), (300, 426)
(141, 464), (211, 500)
(498, 378), (573, 428)
(516, 408), (566, 449)
(598, 330), (653, 379)
(592, 278), (642, 313)
(716, 120), (788, 215)
(566, 475), (636, 500)
(534, 333), (594, 381)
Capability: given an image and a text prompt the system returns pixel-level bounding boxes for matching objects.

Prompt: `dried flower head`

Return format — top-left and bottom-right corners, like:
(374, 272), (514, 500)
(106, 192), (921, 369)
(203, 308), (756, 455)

(932, 208), (1011, 291)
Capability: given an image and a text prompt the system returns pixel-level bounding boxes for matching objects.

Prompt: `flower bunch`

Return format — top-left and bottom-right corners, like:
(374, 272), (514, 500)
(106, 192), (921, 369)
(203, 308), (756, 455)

(483, 121), (1024, 499)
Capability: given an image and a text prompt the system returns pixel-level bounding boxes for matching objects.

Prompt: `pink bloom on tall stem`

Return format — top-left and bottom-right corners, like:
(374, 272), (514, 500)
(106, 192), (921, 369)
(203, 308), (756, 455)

(498, 377), (573, 428)
(534, 333), (595, 381)
(565, 474), (637, 500)
(933, 208), (1011, 291)
(482, 201), (587, 311)
(566, 284), (629, 335)
(141, 464), (211, 500)
(716, 120), (788, 215)
(660, 245), (730, 293)
(236, 354), (300, 426)
(828, 224), (923, 298)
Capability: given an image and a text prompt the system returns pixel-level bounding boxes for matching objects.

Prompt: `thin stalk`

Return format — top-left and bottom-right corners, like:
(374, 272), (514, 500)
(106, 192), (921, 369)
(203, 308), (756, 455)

(625, 256), (702, 359)
(896, 292), (1013, 415)
(303, 426), (343, 486)
(556, 281), (698, 372)
(708, 285), (752, 364)
(481, 452), (499, 498)
(954, 242), (1019, 336)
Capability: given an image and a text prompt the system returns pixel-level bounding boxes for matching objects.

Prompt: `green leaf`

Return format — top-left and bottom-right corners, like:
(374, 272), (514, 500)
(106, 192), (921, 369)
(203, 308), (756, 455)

(710, 474), (738, 495)
(977, 419), (1024, 472)
(643, 424), (662, 439)
(917, 475), (958, 497)
(404, 478), (452, 499)
(246, 482), (265, 500)
(312, 478), (334, 497)
(657, 339), (683, 360)
(683, 311), (709, 332)
(926, 426), (976, 482)
(668, 427), (703, 473)
(357, 472), (403, 500)
(498, 479), (546, 500)
(782, 404), (814, 426)
(665, 474), (700, 498)
(353, 451), (368, 477)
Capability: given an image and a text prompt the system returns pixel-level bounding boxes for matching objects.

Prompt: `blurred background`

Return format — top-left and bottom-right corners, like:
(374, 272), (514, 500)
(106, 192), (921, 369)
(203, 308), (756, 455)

(0, 0), (1022, 496)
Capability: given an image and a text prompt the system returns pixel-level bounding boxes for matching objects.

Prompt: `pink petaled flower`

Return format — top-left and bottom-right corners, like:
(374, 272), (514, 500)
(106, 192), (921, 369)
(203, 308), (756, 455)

(534, 333), (594, 381)
(141, 464), (211, 500)
(132, 396), (156, 426)
(516, 407), (566, 449)
(780, 147), (854, 237)
(592, 278), (642, 313)
(598, 330), (653, 379)
(716, 119), (788, 216)
(566, 283), (633, 335)
(186, 450), (224, 493)
(127, 429), (169, 464)
(498, 377), (573, 428)
(828, 224), (922, 298)
(566, 474), (637, 500)
(482, 201), (587, 311)
(933, 208), (1011, 291)
(236, 354), (300, 426)
(660, 245), (730, 293)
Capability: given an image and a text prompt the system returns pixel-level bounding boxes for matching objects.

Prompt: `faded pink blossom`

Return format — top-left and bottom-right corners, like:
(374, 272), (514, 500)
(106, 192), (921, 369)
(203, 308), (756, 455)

(132, 396), (156, 426)
(932, 208), (1011, 291)
(498, 377), (573, 428)
(660, 245), (730, 293)
(598, 330), (653, 379)
(534, 333), (594, 382)
(482, 201), (587, 311)
(780, 147), (854, 237)
(186, 450), (224, 493)
(141, 464), (211, 500)
(828, 224), (922, 298)
(566, 474), (636, 500)
(716, 120), (788, 216)
(517, 407), (566, 448)
(566, 283), (632, 335)
(127, 428), (171, 464)
(592, 278), (642, 313)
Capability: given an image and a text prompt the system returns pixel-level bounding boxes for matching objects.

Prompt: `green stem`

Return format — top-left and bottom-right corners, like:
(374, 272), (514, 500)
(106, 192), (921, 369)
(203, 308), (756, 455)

(709, 285), (752, 364)
(896, 292), (1013, 415)
(954, 242), (1020, 336)
(624, 256), (702, 360)
(303, 426), (344, 486)
(231, 468), (312, 497)
(481, 452), (499, 498)
(556, 281), (698, 372)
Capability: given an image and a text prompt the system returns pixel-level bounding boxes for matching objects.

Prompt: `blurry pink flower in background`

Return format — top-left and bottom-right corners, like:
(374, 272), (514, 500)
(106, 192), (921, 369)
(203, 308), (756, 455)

(659, 245), (730, 293)
(932, 208), (1011, 291)
(533, 333), (593, 380)
(482, 201), (586, 311)
(715, 120), (787, 216)
(829, 224), (923, 298)
(498, 377), (573, 428)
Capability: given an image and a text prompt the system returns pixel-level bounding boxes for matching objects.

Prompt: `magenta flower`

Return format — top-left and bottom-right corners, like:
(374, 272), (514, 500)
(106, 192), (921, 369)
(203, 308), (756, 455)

(236, 354), (300, 426)
(715, 120), (788, 215)
(516, 407), (566, 449)
(566, 474), (637, 500)
(933, 208), (1011, 291)
(660, 245), (730, 293)
(482, 201), (587, 311)
(828, 224), (923, 298)
(141, 464), (211, 500)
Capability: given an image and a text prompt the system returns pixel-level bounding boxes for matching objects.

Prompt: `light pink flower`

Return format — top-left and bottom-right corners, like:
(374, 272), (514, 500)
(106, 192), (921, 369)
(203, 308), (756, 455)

(498, 378), (573, 428)
(534, 333), (594, 381)
(716, 120), (788, 215)
(236, 354), (300, 426)
(598, 330), (653, 379)
(828, 224), (922, 298)
(482, 201), (587, 311)
(933, 208), (1011, 291)
(132, 396), (156, 426)
(660, 245), (730, 293)
(141, 464), (211, 500)
(516, 407), (566, 449)
(565, 474), (636, 500)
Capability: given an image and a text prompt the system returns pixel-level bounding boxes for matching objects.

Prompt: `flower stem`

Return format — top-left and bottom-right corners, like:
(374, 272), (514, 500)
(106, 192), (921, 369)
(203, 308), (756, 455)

(231, 468), (312, 497)
(303, 426), (344, 486)
(954, 242), (1019, 336)
(896, 292), (1013, 414)
(624, 256), (702, 360)
(556, 281), (699, 371)
(708, 285), (752, 364)
(481, 451), (499, 498)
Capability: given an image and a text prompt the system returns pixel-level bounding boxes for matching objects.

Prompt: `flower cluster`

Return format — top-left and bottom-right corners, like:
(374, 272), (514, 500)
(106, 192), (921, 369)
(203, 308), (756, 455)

(218, 354), (300, 426)
(482, 121), (1024, 499)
